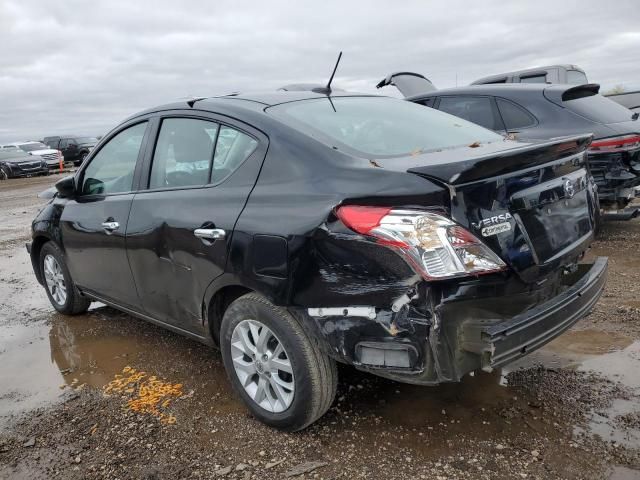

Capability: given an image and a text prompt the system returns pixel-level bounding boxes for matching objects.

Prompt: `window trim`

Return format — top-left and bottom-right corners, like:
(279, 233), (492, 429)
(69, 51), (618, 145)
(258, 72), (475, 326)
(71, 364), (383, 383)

(75, 119), (151, 199)
(494, 97), (539, 131)
(434, 95), (506, 132)
(140, 112), (261, 194)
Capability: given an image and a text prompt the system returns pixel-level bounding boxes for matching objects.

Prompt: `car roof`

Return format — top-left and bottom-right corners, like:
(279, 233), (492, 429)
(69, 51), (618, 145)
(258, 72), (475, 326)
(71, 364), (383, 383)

(472, 64), (585, 84)
(127, 90), (380, 120)
(407, 83), (550, 100)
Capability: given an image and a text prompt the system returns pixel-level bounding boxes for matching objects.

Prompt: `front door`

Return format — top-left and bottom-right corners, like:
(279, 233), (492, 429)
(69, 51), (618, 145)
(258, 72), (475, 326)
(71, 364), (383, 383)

(126, 114), (266, 334)
(60, 121), (149, 308)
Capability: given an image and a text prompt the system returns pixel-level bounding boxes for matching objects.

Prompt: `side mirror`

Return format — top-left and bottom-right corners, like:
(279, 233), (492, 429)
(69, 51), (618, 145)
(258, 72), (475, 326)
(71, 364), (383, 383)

(55, 175), (76, 198)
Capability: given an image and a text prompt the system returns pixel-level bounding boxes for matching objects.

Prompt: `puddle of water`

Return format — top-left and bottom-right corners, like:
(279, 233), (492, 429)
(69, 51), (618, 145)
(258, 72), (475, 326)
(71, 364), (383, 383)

(609, 466), (640, 480)
(503, 329), (640, 449)
(0, 302), (244, 427)
(0, 312), (149, 424)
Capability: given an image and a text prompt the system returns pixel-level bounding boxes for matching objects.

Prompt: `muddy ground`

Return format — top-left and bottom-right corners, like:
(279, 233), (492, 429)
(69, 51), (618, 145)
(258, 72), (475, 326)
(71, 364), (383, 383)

(0, 175), (639, 480)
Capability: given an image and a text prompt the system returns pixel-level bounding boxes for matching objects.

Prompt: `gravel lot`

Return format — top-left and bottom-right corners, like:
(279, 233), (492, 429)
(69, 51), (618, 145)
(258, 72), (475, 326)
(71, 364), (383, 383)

(0, 175), (639, 480)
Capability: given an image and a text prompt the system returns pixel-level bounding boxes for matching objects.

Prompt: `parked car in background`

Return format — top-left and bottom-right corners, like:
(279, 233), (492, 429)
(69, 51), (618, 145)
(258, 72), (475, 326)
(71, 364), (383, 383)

(378, 75), (640, 218)
(2, 142), (62, 169)
(0, 150), (49, 179)
(43, 136), (98, 165)
(28, 90), (606, 430)
(605, 90), (640, 114)
(471, 64), (588, 85)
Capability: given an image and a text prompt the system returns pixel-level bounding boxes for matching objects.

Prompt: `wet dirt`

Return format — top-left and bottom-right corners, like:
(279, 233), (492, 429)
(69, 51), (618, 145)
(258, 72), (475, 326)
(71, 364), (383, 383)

(0, 176), (639, 479)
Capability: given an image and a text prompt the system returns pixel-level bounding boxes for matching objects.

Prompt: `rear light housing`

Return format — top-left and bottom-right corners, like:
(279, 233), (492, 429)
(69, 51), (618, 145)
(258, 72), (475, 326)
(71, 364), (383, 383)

(336, 206), (507, 281)
(589, 134), (640, 153)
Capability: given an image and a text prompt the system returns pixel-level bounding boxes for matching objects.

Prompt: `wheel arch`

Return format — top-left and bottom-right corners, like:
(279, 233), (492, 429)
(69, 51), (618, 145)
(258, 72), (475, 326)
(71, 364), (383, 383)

(30, 234), (53, 285)
(204, 281), (253, 346)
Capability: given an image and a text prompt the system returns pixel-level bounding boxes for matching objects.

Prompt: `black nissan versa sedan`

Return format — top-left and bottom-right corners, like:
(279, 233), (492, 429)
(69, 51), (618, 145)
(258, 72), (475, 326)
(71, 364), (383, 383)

(378, 73), (640, 218)
(27, 90), (607, 431)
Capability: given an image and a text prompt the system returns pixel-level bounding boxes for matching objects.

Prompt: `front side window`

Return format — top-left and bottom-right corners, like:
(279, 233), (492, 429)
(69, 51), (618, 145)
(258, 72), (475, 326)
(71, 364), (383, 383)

(496, 98), (537, 130)
(268, 96), (502, 158)
(438, 96), (500, 131)
(81, 122), (147, 195)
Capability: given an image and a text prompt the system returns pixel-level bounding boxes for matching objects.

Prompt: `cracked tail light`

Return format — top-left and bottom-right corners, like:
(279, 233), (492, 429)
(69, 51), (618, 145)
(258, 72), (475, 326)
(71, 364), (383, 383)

(336, 206), (507, 280)
(589, 134), (640, 153)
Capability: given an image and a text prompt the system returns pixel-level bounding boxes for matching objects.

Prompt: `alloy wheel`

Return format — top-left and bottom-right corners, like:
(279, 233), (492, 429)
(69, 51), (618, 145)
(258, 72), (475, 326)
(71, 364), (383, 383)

(230, 319), (294, 413)
(43, 254), (67, 306)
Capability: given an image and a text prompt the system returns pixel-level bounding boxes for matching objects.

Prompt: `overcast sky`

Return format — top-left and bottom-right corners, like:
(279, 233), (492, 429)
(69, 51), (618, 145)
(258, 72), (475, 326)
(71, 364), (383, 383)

(1, 0), (638, 143)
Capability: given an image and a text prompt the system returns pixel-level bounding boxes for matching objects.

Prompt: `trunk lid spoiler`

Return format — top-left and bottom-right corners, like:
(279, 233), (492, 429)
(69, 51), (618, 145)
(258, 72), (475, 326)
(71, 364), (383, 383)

(403, 134), (593, 185)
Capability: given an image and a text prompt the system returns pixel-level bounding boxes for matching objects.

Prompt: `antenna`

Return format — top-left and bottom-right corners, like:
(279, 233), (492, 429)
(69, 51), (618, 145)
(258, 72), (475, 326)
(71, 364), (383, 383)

(312, 51), (343, 95)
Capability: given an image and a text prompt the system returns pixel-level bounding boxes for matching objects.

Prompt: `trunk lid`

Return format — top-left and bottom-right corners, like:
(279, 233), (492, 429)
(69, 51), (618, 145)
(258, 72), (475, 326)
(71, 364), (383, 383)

(379, 135), (597, 282)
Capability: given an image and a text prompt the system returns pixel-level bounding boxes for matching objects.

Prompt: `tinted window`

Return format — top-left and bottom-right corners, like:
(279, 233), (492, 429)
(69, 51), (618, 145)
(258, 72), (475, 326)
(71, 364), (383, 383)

(60, 139), (70, 148)
(496, 98), (537, 130)
(212, 126), (258, 182)
(566, 70), (588, 85)
(75, 137), (98, 144)
(565, 94), (635, 124)
(268, 97), (502, 158)
(420, 98), (436, 108)
(150, 118), (218, 189)
(520, 74), (547, 84)
(81, 122), (146, 195)
(438, 96), (499, 130)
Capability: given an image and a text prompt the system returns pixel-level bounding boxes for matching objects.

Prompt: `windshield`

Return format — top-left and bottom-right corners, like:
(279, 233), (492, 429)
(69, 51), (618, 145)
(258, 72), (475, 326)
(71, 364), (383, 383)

(75, 137), (98, 144)
(268, 96), (503, 158)
(565, 94), (635, 124)
(18, 142), (48, 152)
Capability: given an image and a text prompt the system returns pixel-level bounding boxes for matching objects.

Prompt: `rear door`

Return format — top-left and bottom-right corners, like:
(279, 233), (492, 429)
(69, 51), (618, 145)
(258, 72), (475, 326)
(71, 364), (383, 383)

(126, 112), (267, 334)
(60, 120), (150, 308)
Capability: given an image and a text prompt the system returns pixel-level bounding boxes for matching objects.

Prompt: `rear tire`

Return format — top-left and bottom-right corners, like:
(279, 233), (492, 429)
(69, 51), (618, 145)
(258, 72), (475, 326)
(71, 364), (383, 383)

(40, 242), (90, 315)
(220, 293), (337, 431)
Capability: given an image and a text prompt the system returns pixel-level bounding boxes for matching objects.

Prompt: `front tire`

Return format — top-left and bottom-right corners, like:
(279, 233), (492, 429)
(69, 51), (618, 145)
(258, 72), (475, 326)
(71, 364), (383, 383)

(40, 242), (90, 315)
(220, 293), (337, 431)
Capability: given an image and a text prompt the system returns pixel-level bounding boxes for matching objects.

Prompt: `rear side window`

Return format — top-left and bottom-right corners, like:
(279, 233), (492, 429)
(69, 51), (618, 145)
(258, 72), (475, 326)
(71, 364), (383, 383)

(268, 97), (502, 158)
(438, 96), (500, 131)
(564, 95), (634, 124)
(149, 118), (258, 189)
(213, 126), (258, 183)
(566, 70), (587, 85)
(496, 98), (537, 130)
(520, 74), (547, 84)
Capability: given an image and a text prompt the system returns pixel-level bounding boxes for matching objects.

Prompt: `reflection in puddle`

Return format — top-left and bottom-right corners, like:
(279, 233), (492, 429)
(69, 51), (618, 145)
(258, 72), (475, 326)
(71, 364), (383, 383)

(0, 306), (242, 426)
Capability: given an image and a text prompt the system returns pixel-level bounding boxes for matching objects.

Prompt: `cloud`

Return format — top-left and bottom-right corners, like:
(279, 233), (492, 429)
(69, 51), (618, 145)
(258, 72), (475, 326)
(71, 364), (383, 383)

(1, 0), (638, 142)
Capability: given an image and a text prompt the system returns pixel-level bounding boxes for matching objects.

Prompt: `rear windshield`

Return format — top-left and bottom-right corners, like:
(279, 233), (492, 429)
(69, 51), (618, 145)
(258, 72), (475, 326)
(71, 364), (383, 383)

(18, 142), (48, 152)
(565, 94), (634, 124)
(268, 96), (503, 158)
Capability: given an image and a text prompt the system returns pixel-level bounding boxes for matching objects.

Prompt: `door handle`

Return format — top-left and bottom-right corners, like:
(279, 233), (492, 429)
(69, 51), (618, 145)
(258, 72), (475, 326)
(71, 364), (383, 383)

(102, 221), (120, 232)
(194, 228), (226, 241)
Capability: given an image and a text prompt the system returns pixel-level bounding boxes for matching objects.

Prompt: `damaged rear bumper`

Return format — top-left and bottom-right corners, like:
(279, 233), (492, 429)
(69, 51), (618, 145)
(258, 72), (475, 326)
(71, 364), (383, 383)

(299, 257), (608, 386)
(462, 257), (608, 370)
